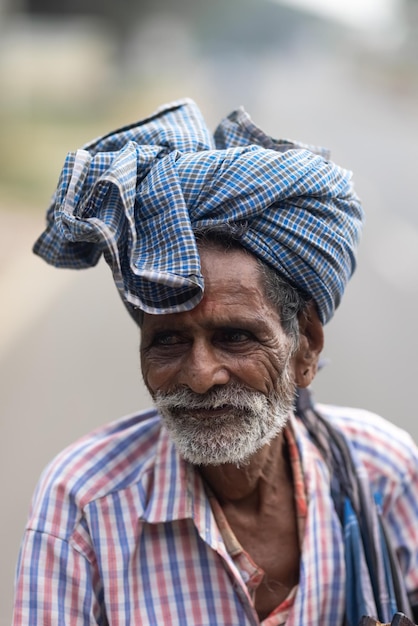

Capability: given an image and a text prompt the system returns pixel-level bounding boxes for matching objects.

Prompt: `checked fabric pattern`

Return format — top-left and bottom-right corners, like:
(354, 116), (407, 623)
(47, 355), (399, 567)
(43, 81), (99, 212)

(33, 98), (364, 324)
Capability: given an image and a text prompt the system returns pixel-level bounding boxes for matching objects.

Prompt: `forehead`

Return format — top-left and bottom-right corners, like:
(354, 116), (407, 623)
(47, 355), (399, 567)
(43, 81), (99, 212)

(199, 244), (263, 299)
(142, 245), (280, 330)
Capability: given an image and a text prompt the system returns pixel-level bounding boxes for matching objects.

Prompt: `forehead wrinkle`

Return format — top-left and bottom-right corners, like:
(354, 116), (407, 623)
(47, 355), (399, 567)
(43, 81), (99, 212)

(143, 306), (279, 340)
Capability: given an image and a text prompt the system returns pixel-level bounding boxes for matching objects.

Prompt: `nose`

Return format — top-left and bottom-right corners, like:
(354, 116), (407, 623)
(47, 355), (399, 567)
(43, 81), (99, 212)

(179, 339), (231, 394)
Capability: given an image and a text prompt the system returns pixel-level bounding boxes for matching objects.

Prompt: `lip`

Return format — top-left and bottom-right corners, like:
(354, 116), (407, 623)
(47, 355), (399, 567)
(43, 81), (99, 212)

(186, 406), (235, 419)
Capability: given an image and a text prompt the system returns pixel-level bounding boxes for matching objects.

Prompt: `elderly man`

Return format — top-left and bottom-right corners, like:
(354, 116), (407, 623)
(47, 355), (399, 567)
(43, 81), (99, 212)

(13, 100), (418, 626)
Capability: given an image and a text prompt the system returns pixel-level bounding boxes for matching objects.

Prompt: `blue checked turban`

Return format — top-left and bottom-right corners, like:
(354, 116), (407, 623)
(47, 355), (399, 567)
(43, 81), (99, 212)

(34, 98), (364, 324)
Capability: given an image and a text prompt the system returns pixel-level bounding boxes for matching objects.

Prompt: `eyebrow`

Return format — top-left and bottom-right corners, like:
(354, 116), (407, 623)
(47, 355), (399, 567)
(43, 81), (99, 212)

(143, 313), (272, 335)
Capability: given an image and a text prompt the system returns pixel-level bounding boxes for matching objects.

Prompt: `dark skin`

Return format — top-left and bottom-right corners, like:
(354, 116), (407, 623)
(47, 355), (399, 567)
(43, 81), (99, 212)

(140, 245), (324, 621)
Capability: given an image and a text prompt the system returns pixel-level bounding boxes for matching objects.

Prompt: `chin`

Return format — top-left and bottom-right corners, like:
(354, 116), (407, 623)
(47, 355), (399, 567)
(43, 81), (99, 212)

(168, 419), (286, 467)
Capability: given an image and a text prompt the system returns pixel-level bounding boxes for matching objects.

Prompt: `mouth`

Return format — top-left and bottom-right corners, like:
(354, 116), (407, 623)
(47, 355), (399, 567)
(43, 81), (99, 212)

(174, 404), (236, 419)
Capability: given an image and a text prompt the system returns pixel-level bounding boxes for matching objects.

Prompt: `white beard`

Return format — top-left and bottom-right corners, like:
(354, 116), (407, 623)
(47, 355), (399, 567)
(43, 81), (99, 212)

(154, 367), (295, 467)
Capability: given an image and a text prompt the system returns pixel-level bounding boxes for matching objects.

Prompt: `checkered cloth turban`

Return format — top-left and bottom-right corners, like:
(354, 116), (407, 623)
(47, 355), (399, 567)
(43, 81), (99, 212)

(33, 98), (364, 324)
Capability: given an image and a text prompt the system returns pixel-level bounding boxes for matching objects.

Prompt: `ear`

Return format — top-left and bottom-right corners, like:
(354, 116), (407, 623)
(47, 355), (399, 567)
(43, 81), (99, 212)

(292, 302), (324, 388)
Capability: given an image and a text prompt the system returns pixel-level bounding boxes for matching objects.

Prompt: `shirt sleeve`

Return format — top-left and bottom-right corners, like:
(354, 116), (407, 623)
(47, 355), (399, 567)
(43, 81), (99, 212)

(13, 529), (105, 625)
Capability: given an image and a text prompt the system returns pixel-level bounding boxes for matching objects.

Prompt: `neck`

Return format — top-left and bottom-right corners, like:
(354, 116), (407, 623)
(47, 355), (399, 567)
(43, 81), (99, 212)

(199, 431), (291, 507)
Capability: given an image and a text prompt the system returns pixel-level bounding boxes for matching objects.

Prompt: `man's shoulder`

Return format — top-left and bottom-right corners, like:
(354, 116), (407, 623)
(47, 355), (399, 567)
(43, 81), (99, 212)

(27, 408), (163, 537)
(315, 402), (414, 445)
(315, 402), (418, 481)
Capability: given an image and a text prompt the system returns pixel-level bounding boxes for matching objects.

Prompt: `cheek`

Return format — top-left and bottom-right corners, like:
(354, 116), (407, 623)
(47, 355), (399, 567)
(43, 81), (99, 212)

(234, 351), (286, 393)
(141, 356), (177, 394)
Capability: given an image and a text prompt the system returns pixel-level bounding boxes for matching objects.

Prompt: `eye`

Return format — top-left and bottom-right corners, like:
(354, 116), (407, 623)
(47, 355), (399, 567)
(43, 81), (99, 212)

(152, 332), (185, 346)
(219, 329), (254, 344)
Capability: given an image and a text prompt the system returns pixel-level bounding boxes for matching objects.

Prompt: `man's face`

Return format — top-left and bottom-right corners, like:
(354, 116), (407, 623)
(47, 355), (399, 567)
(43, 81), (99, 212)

(140, 245), (297, 466)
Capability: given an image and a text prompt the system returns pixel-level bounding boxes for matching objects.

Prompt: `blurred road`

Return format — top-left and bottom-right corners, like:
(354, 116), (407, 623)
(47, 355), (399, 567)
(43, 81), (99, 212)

(1, 46), (418, 625)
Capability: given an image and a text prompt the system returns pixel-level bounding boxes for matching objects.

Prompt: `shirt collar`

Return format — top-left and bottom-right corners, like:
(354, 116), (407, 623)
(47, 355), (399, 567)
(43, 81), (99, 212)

(142, 424), (193, 523)
(141, 415), (314, 542)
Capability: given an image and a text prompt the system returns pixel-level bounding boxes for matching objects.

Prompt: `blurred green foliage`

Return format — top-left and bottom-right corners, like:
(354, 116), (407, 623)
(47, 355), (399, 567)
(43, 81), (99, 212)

(0, 92), (158, 210)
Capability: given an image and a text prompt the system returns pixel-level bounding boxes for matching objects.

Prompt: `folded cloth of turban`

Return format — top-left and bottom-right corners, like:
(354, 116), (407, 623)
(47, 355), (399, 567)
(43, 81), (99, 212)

(33, 98), (364, 324)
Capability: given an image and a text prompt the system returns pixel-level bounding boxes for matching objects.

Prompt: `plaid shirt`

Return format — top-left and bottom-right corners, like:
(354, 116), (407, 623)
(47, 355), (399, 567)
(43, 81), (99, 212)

(13, 406), (418, 625)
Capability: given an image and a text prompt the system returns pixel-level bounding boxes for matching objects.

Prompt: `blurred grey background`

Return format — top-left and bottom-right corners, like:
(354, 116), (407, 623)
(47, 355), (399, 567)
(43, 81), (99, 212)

(1, 0), (418, 623)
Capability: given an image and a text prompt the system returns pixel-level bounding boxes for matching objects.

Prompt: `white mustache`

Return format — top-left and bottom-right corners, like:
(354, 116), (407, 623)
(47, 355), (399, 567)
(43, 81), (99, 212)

(155, 384), (268, 413)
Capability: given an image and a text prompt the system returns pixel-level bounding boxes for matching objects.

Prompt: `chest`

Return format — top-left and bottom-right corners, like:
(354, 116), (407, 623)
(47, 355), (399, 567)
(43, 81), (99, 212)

(222, 497), (301, 622)
(89, 491), (345, 625)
